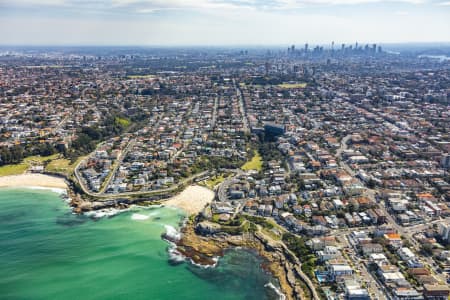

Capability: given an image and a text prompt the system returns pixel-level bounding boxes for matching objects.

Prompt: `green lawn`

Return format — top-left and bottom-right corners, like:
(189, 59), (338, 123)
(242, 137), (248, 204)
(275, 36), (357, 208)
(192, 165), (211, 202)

(0, 163), (29, 177)
(45, 156), (85, 176)
(0, 153), (85, 177)
(262, 227), (282, 241)
(114, 117), (131, 128)
(204, 174), (225, 189)
(127, 74), (156, 79)
(277, 82), (307, 89)
(241, 150), (263, 171)
(0, 154), (60, 177)
(24, 154), (59, 164)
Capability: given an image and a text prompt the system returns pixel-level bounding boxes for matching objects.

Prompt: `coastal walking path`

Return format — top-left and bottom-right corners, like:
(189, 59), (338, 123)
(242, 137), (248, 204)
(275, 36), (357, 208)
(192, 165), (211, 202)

(256, 227), (320, 300)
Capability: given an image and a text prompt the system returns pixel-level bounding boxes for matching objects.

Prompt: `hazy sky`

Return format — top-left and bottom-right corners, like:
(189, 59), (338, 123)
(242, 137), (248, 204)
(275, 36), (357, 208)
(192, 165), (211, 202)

(0, 0), (449, 45)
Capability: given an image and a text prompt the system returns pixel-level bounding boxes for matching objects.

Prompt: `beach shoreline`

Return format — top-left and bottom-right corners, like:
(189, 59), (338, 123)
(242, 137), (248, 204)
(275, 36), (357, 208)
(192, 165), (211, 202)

(163, 185), (214, 215)
(0, 173), (68, 190)
(0, 175), (296, 298)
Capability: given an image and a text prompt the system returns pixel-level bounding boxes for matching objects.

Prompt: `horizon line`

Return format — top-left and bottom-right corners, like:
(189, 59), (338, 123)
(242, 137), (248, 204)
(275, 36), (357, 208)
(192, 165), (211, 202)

(1, 41), (450, 48)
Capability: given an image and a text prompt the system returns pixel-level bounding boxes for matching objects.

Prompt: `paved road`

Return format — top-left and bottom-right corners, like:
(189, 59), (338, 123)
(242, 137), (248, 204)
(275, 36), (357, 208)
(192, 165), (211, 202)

(53, 115), (70, 134)
(337, 232), (388, 300)
(98, 139), (135, 194)
(233, 79), (250, 133)
(217, 169), (244, 202)
(75, 168), (209, 199)
(74, 140), (108, 195)
(255, 226), (320, 300)
(211, 97), (218, 129)
(336, 134), (355, 175)
(336, 133), (448, 284)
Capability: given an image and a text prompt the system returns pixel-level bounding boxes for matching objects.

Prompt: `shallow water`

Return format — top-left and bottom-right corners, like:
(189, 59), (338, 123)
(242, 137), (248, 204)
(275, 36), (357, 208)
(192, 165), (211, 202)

(0, 188), (281, 300)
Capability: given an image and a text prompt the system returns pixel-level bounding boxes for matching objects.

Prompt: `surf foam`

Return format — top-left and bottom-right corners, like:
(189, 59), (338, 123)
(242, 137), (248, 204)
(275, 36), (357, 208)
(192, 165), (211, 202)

(84, 208), (127, 219)
(264, 282), (286, 300)
(131, 213), (150, 221)
(21, 186), (67, 195)
(163, 225), (181, 241)
(164, 239), (219, 268)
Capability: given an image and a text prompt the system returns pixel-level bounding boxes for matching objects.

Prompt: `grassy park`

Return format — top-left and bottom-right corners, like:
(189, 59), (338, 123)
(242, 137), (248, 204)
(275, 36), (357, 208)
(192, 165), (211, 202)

(126, 74), (156, 79)
(45, 156), (85, 176)
(0, 154), (59, 177)
(0, 153), (84, 177)
(277, 82), (307, 89)
(241, 150), (263, 171)
(0, 163), (29, 177)
(204, 174), (226, 189)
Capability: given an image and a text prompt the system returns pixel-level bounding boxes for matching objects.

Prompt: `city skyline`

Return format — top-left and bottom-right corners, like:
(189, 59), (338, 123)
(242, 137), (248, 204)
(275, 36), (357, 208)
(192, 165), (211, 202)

(1, 2), (450, 299)
(0, 0), (449, 46)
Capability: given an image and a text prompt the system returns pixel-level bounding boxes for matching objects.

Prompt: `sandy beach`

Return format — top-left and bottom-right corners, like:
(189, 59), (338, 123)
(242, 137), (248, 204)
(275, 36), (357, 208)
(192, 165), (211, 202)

(0, 173), (68, 189)
(164, 185), (215, 215)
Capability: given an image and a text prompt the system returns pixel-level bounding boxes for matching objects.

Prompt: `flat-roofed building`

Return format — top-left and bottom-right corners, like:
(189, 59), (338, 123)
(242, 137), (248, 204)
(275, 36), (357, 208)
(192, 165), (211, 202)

(423, 285), (450, 300)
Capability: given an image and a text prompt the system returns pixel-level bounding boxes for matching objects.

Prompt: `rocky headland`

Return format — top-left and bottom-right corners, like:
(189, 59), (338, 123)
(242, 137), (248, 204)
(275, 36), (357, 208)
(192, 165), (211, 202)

(164, 219), (317, 300)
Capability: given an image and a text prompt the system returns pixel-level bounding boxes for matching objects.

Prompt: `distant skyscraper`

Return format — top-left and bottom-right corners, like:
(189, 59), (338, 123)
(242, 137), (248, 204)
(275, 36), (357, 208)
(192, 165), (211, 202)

(304, 43), (308, 53)
(442, 154), (450, 169)
(439, 223), (450, 241)
(265, 62), (271, 75)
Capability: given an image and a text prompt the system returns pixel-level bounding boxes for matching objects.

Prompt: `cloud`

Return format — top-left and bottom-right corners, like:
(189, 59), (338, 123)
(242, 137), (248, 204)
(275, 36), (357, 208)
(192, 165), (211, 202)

(273, 0), (425, 8)
(395, 10), (410, 14)
(111, 0), (250, 11)
(1, 8), (448, 46)
(0, 0), (429, 12)
(118, 0), (428, 12)
(1, 0), (448, 46)
(0, 0), (67, 5)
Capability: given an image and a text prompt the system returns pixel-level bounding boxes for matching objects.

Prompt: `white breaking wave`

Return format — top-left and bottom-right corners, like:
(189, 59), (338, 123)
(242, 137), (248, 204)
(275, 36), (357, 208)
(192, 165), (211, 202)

(21, 186), (67, 195)
(133, 204), (163, 209)
(166, 240), (186, 263)
(164, 225), (182, 241)
(162, 224), (220, 268)
(84, 208), (127, 219)
(131, 213), (150, 220)
(164, 239), (220, 268)
(264, 282), (286, 300)
(188, 256), (219, 269)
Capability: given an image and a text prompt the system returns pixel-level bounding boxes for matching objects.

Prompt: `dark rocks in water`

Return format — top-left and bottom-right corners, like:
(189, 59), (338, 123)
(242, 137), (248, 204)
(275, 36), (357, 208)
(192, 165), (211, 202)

(154, 217), (161, 221)
(161, 233), (175, 243)
(176, 245), (219, 266)
(1, 211), (27, 223)
(117, 199), (131, 205)
(168, 258), (185, 266)
(56, 214), (88, 227)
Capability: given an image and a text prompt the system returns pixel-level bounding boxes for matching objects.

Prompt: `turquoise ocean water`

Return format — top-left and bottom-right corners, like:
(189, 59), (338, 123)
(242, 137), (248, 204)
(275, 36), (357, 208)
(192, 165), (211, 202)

(0, 188), (281, 300)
